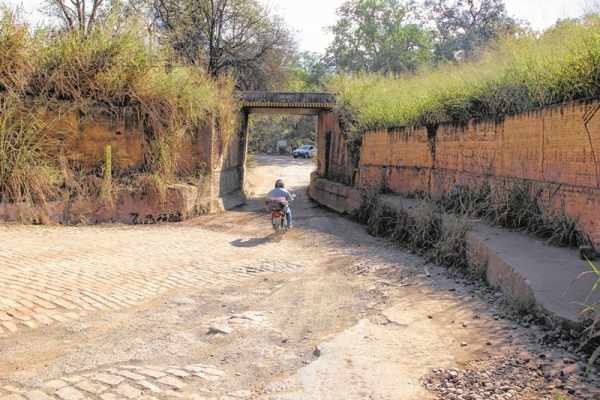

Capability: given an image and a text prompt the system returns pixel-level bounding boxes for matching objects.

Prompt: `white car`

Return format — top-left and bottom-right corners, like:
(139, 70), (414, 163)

(293, 145), (316, 158)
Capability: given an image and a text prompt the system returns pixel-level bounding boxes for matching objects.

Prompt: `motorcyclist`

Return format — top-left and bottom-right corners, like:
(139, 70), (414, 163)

(266, 179), (293, 229)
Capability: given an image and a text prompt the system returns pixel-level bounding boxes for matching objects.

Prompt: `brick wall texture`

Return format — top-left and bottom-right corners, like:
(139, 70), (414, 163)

(43, 109), (214, 175)
(1, 105), (243, 223)
(357, 100), (600, 246)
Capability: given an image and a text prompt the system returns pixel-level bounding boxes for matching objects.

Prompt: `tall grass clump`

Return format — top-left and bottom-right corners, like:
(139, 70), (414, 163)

(0, 8), (35, 95)
(30, 23), (226, 136)
(432, 215), (471, 271)
(328, 16), (600, 135)
(365, 197), (471, 271)
(438, 182), (591, 248)
(0, 98), (59, 204)
(355, 185), (381, 224)
(580, 258), (600, 375)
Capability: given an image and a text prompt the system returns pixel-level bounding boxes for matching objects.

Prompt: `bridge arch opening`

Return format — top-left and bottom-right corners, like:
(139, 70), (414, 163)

(237, 92), (340, 197)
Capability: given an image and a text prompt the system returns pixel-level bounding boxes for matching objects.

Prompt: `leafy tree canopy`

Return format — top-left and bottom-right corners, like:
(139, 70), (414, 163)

(424, 0), (523, 61)
(326, 0), (433, 74)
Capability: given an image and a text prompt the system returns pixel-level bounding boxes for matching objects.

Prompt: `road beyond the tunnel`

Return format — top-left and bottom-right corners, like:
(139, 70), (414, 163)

(0, 155), (597, 400)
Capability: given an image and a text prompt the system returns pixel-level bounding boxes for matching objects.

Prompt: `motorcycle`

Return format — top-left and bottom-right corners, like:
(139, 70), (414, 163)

(270, 203), (289, 233)
(267, 195), (295, 234)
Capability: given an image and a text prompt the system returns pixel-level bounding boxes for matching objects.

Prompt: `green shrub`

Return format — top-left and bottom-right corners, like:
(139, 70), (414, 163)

(327, 16), (600, 135)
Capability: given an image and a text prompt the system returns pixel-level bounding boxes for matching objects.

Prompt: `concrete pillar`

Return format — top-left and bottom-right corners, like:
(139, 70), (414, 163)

(316, 111), (339, 177)
(238, 110), (250, 194)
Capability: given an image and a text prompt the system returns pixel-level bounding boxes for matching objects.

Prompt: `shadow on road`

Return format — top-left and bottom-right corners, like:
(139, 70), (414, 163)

(230, 236), (273, 248)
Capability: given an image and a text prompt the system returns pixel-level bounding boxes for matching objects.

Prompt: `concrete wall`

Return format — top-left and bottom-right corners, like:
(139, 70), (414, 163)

(308, 173), (362, 215)
(357, 100), (600, 246)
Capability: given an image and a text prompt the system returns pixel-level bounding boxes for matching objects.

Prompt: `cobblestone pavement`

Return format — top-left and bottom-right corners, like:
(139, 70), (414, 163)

(0, 225), (303, 338)
(0, 363), (227, 400)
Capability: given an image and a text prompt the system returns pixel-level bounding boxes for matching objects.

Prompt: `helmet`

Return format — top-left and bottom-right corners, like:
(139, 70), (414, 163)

(275, 179), (285, 189)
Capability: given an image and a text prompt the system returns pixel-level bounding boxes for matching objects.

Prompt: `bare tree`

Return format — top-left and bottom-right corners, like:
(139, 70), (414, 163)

(46, 0), (109, 35)
(583, 0), (600, 15)
(152, 0), (295, 89)
(45, 0), (151, 34)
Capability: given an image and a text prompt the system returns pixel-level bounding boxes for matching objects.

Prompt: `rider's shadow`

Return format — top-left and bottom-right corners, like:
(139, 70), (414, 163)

(230, 236), (273, 248)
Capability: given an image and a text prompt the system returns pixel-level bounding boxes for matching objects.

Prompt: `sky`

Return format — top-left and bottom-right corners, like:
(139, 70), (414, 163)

(274, 0), (586, 53)
(5, 0), (591, 53)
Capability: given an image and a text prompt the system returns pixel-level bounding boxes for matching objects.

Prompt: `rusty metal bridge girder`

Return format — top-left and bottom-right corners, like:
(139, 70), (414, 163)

(238, 92), (336, 111)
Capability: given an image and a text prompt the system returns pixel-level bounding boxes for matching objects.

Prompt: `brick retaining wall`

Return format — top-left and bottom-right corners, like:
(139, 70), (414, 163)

(1, 106), (244, 224)
(355, 100), (600, 246)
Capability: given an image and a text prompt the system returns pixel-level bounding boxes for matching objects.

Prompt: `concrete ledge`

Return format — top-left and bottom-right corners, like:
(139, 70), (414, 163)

(213, 189), (247, 212)
(467, 224), (599, 326)
(386, 195), (599, 326)
(308, 174), (362, 214)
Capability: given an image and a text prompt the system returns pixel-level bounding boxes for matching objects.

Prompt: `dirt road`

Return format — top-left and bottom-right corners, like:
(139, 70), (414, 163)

(0, 155), (597, 400)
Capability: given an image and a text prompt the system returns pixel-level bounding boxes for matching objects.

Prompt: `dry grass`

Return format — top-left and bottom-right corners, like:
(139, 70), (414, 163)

(367, 204), (400, 238)
(0, 9), (35, 95)
(580, 259), (600, 375)
(355, 185), (381, 224)
(432, 215), (471, 271)
(403, 202), (443, 255)
(438, 184), (492, 218)
(361, 181), (589, 274)
(437, 182), (590, 248)
(328, 16), (600, 135)
(0, 97), (59, 204)
(490, 183), (545, 231)
(365, 197), (470, 271)
(0, 9), (236, 209)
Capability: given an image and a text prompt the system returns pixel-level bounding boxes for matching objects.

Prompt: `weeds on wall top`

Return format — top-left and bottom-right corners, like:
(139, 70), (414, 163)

(0, 8), (236, 206)
(328, 16), (600, 135)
